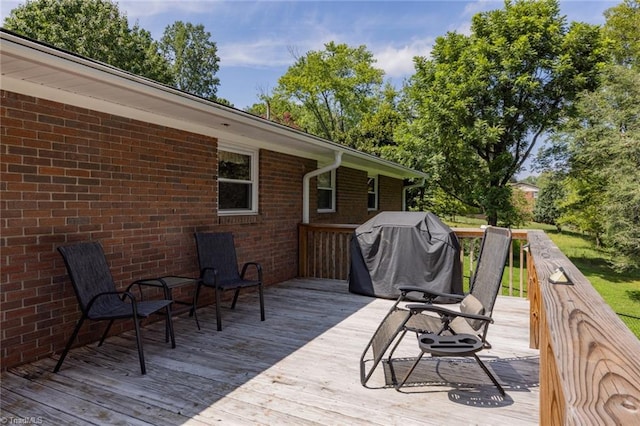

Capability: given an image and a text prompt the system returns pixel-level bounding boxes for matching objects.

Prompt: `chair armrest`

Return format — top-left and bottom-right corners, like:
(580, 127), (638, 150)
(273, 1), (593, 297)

(240, 262), (263, 282)
(399, 286), (464, 303)
(126, 280), (159, 299)
(86, 291), (138, 311)
(405, 303), (493, 324)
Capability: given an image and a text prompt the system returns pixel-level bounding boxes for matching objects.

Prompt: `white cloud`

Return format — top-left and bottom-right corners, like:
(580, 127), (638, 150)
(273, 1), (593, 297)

(220, 38), (296, 68)
(119, 0), (216, 20)
(374, 38), (434, 78)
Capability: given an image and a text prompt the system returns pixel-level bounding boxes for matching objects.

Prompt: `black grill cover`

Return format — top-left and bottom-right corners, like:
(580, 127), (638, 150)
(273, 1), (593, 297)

(348, 212), (463, 299)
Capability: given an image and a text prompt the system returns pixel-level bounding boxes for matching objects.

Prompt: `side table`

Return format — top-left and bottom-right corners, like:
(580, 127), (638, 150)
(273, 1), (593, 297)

(131, 275), (198, 317)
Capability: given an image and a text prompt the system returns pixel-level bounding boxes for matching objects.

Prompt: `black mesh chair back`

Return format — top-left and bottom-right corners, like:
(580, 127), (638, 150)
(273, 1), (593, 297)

(55, 242), (175, 374)
(58, 242), (123, 317)
(469, 226), (512, 318)
(193, 232), (265, 331)
(196, 232), (241, 285)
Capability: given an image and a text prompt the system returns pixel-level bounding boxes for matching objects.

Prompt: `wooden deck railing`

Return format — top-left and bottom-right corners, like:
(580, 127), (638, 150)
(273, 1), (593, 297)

(298, 223), (357, 280)
(453, 228), (528, 296)
(299, 223), (640, 425)
(297, 224), (528, 295)
(527, 230), (640, 425)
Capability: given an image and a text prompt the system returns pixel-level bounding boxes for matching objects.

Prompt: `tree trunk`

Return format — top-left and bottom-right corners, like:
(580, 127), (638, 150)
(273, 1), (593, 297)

(487, 213), (498, 227)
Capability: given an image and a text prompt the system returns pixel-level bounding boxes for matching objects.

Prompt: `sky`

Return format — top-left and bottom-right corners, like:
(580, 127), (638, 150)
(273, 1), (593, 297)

(0, 0), (618, 110)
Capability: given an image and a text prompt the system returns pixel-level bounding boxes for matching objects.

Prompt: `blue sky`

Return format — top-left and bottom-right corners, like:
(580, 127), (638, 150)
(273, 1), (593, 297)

(1, 0), (617, 110)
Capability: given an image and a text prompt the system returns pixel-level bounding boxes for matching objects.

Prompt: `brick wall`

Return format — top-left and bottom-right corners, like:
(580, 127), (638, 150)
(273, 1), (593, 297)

(0, 90), (317, 369)
(377, 175), (404, 213)
(311, 168), (404, 225)
(0, 90), (403, 370)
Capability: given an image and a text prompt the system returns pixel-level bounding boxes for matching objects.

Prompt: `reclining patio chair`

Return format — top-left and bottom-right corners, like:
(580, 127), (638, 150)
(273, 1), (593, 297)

(193, 232), (265, 331)
(55, 242), (176, 375)
(359, 226), (512, 395)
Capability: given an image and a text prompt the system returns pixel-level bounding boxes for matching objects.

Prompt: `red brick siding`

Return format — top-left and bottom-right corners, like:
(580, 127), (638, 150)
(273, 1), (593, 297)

(0, 89), (405, 370)
(377, 175), (404, 212)
(215, 150), (317, 284)
(311, 167), (367, 224)
(0, 90), (315, 369)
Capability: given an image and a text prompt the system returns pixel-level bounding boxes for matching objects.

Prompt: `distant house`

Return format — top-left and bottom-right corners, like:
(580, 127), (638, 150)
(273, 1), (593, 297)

(511, 182), (540, 212)
(0, 29), (427, 370)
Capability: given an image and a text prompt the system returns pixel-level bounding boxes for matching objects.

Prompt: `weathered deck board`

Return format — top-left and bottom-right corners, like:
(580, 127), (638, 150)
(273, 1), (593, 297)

(1, 278), (539, 425)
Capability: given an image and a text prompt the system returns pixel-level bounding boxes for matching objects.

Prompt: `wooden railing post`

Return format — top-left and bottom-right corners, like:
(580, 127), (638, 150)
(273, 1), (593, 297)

(298, 224), (309, 278)
(297, 224), (357, 280)
(527, 247), (540, 350)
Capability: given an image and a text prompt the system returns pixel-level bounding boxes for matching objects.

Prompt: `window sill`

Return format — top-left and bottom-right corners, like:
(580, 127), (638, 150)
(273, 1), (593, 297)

(218, 214), (260, 225)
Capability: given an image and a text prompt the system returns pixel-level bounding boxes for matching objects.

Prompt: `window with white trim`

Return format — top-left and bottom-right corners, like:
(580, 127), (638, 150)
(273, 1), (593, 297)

(367, 175), (378, 211)
(317, 170), (335, 212)
(218, 147), (258, 214)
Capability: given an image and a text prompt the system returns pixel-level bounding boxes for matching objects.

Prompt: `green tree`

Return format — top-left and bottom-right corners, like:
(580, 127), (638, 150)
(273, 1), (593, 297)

(603, 0), (640, 69)
(160, 21), (220, 100)
(533, 171), (566, 230)
(275, 42), (385, 142)
(557, 174), (606, 246)
(402, 0), (606, 225)
(246, 93), (303, 129)
(345, 84), (402, 155)
(555, 66), (640, 269)
(3, 0), (173, 84)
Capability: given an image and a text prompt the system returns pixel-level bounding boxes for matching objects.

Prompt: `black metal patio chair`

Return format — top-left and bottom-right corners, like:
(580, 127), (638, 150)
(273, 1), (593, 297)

(193, 232), (265, 331)
(359, 226), (512, 395)
(55, 242), (176, 375)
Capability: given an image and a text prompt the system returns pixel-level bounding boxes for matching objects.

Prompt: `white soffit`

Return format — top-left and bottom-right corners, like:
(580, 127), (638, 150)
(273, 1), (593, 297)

(0, 31), (427, 180)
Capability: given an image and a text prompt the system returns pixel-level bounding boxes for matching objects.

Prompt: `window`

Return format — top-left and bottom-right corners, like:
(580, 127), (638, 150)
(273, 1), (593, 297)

(367, 175), (378, 211)
(218, 147), (258, 214)
(317, 170), (335, 212)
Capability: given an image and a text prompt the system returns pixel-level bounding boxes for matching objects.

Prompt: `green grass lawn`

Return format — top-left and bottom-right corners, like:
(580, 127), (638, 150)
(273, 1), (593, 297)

(446, 217), (640, 338)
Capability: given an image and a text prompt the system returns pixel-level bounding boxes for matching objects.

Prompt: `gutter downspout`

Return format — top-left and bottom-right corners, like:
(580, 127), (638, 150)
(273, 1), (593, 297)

(302, 151), (343, 224)
(402, 178), (426, 211)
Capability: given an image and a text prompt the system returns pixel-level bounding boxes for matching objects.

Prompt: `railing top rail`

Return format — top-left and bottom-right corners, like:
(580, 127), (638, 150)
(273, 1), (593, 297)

(300, 224), (528, 239)
(527, 229), (640, 424)
(299, 223), (359, 231)
(453, 228), (528, 240)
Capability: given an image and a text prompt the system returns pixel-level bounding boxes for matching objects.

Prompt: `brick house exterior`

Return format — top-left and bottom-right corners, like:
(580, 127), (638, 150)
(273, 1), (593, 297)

(511, 182), (539, 213)
(0, 30), (427, 370)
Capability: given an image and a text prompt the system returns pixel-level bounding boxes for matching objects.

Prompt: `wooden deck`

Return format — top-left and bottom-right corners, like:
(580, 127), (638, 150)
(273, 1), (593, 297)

(0, 279), (539, 425)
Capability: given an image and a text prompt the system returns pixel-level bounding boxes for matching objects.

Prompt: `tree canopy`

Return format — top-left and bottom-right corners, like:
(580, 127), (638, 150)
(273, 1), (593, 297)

(534, 1), (640, 270)
(4, 0), (224, 101)
(3, 0), (173, 84)
(160, 21), (220, 100)
(274, 42), (385, 143)
(400, 0), (606, 225)
(603, 0), (640, 69)
(545, 65), (639, 270)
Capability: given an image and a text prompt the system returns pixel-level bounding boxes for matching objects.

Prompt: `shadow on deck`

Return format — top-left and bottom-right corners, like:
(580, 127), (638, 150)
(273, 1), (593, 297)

(0, 278), (539, 425)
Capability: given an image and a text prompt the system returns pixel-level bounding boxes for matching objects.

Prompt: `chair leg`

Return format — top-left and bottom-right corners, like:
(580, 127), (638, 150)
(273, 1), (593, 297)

(473, 353), (505, 396)
(192, 283), (202, 330)
(99, 319), (115, 346)
(230, 288), (240, 309)
(53, 316), (85, 373)
(131, 318), (146, 375)
(258, 284), (265, 321)
(165, 304), (176, 349)
(215, 286), (223, 331)
(395, 352), (425, 390)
